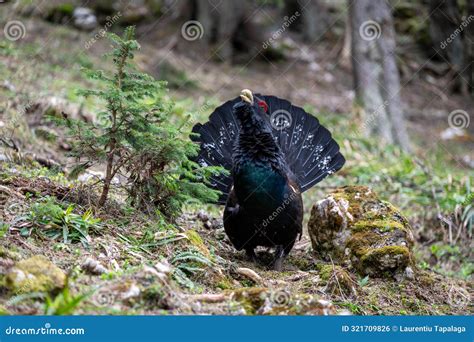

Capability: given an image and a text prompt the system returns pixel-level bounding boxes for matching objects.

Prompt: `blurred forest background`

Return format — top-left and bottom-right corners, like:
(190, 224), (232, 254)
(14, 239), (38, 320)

(0, 0), (472, 315)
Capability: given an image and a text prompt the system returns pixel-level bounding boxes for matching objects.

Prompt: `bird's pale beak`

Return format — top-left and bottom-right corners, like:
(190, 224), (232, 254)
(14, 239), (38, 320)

(240, 89), (253, 104)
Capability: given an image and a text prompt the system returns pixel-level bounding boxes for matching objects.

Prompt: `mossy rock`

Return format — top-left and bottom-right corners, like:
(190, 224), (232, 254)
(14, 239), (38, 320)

(227, 287), (267, 314)
(308, 186), (415, 278)
(6, 255), (66, 294)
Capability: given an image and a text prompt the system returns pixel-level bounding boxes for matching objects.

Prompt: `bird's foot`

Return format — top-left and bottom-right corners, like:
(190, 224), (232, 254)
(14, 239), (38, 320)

(271, 245), (285, 271)
(272, 257), (283, 271)
(245, 248), (258, 264)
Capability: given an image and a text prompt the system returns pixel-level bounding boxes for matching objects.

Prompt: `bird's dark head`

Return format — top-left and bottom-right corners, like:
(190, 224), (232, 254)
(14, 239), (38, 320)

(233, 89), (271, 133)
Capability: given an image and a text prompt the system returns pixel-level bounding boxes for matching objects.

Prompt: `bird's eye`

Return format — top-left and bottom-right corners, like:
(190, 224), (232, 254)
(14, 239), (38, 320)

(258, 100), (268, 113)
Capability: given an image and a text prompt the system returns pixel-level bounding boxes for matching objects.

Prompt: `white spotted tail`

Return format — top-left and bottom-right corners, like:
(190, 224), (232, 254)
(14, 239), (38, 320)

(191, 94), (345, 203)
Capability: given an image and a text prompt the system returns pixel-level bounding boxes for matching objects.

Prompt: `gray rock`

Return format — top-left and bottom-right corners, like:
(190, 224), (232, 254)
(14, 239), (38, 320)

(73, 7), (97, 31)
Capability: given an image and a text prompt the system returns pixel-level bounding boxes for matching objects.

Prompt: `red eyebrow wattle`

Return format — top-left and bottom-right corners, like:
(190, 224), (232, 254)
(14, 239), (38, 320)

(258, 100), (268, 113)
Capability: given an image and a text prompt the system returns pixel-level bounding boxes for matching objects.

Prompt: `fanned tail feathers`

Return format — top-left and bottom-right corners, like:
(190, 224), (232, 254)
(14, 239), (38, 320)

(191, 95), (345, 204)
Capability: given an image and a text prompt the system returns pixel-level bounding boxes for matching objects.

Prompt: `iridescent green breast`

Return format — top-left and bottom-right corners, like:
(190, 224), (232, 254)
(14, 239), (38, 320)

(234, 162), (288, 212)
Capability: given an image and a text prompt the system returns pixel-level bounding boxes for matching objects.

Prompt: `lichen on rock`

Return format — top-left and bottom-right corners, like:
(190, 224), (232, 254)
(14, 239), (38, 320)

(6, 255), (66, 293)
(308, 186), (415, 278)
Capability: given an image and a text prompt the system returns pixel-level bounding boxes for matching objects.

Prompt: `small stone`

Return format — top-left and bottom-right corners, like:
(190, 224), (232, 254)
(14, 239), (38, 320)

(143, 260), (173, 284)
(1, 80), (15, 92)
(405, 266), (415, 280)
(82, 257), (107, 275)
(73, 7), (97, 31)
(440, 127), (467, 140)
(203, 218), (221, 229)
(318, 299), (331, 306)
(154, 261), (171, 274)
(338, 310), (352, 315)
(121, 283), (140, 300)
(77, 171), (105, 183)
(210, 218), (222, 229)
(461, 156), (474, 169)
(214, 228), (226, 240)
(197, 210), (209, 222)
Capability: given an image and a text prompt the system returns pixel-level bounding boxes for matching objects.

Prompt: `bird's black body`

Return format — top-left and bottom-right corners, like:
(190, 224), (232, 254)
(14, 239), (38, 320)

(192, 91), (345, 270)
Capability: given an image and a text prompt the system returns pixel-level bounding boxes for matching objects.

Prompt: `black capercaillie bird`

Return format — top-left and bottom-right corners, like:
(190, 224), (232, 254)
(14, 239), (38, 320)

(192, 89), (345, 270)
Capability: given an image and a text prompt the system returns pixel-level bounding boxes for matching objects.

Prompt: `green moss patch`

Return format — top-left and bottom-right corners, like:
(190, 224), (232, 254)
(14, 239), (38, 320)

(6, 255), (66, 294)
(185, 230), (211, 258)
(361, 246), (411, 274)
(352, 219), (405, 233)
(227, 287), (267, 314)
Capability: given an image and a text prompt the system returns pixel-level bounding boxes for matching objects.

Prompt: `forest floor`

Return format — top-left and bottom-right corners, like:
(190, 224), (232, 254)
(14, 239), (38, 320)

(0, 8), (472, 315)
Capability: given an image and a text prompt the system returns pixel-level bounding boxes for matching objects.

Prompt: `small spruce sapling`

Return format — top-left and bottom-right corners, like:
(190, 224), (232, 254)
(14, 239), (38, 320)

(58, 27), (222, 217)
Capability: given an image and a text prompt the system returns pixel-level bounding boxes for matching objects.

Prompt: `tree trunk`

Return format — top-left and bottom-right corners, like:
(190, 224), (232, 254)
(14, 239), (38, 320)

(461, 0), (474, 95)
(98, 177), (111, 207)
(98, 141), (116, 207)
(296, 0), (329, 42)
(429, 0), (464, 92)
(194, 0), (253, 61)
(349, 0), (411, 151)
(195, 0), (213, 46)
(339, 14), (352, 69)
